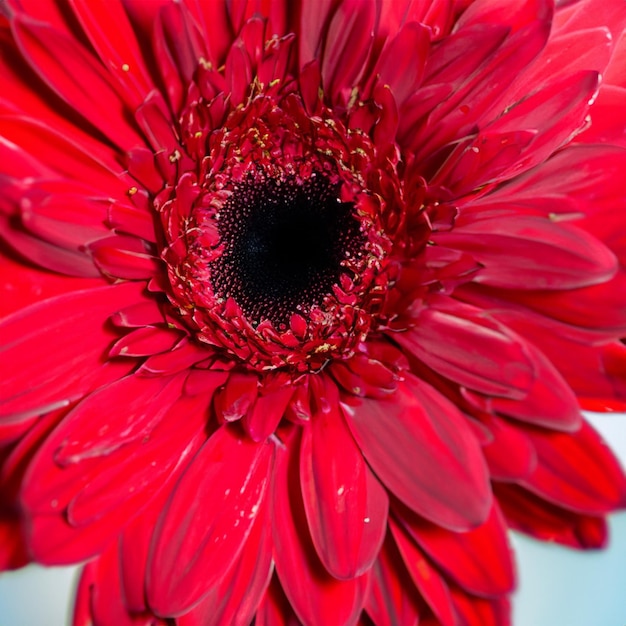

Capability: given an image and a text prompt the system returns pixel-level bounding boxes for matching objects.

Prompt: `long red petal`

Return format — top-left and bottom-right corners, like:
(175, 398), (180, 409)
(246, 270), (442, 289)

(365, 531), (421, 626)
(396, 502), (515, 597)
(68, 0), (155, 108)
(343, 373), (491, 531)
(390, 518), (456, 626)
(495, 483), (608, 549)
(272, 430), (368, 626)
(177, 493), (273, 626)
(520, 420), (626, 514)
(399, 297), (535, 399)
(437, 214), (616, 290)
(300, 380), (388, 579)
(147, 425), (274, 616)
(73, 540), (166, 626)
(11, 14), (144, 150)
(0, 282), (142, 422)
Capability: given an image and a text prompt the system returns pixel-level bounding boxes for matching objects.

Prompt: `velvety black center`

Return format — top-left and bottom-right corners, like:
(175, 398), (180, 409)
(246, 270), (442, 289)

(210, 174), (364, 326)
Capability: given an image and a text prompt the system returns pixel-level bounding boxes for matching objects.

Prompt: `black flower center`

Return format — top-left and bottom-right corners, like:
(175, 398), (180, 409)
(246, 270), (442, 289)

(210, 173), (365, 326)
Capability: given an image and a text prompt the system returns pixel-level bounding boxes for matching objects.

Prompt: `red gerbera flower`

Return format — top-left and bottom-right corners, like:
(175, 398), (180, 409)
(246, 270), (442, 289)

(1, 0), (626, 624)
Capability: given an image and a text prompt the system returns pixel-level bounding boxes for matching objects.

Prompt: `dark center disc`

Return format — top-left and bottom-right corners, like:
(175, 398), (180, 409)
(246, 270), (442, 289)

(210, 173), (365, 326)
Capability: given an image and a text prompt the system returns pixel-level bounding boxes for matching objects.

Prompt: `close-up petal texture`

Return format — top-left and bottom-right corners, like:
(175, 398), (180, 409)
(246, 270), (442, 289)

(0, 0), (625, 624)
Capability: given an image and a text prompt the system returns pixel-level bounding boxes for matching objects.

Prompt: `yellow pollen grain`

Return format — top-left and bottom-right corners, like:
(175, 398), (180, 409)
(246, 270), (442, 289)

(314, 343), (335, 353)
(548, 211), (584, 222)
(169, 150), (181, 163)
(127, 186), (138, 196)
(348, 86), (359, 109)
(269, 78), (281, 88)
(121, 63), (130, 72)
(194, 131), (203, 139)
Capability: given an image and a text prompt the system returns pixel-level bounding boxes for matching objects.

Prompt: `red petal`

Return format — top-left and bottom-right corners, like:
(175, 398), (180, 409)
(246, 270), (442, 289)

(437, 214), (616, 290)
(89, 235), (161, 280)
(140, 338), (209, 375)
(147, 425), (274, 615)
(321, 0), (375, 101)
(482, 344), (582, 432)
(273, 431), (368, 626)
(554, 0), (626, 41)
(111, 299), (165, 328)
(342, 373), (491, 531)
(298, 0), (336, 67)
(480, 415), (537, 481)
(18, 374), (191, 563)
(74, 540), (165, 626)
(255, 577), (303, 626)
(520, 420), (626, 514)
(0, 237), (103, 318)
(431, 129), (536, 196)
(66, 391), (206, 527)
(1, 213), (103, 277)
(0, 119), (130, 199)
(19, 190), (111, 251)
(365, 532), (421, 626)
(419, 19), (549, 156)
(455, 0), (552, 33)
(225, 40), (252, 107)
(531, 25), (613, 90)
(582, 84), (626, 146)
(177, 493), (273, 626)
(118, 495), (162, 613)
(214, 372), (258, 422)
(481, 144), (626, 218)
(457, 288), (626, 409)
(373, 22), (430, 107)
(52, 373), (186, 465)
(381, 0), (454, 40)
(244, 384), (294, 442)
(396, 502), (515, 597)
(0, 282), (142, 422)
(0, 511), (28, 570)
(108, 198), (158, 242)
(390, 519), (456, 626)
(10, 14), (143, 150)
(424, 24), (507, 89)
(300, 381), (388, 579)
(330, 353), (399, 399)
(183, 0), (233, 66)
(450, 586), (511, 626)
(68, 0), (155, 108)
(399, 297), (534, 399)
(479, 67), (601, 168)
(489, 271), (626, 339)
(109, 326), (182, 358)
(495, 483), (608, 549)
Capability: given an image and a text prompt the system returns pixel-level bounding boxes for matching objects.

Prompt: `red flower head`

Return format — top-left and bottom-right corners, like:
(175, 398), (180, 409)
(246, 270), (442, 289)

(1, 0), (626, 624)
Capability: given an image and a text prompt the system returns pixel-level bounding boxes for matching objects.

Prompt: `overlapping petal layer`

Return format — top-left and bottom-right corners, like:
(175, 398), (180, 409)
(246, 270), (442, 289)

(0, 0), (625, 625)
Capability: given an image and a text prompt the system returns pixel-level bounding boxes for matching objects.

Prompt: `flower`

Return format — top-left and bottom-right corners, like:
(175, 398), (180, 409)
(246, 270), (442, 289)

(1, 0), (626, 623)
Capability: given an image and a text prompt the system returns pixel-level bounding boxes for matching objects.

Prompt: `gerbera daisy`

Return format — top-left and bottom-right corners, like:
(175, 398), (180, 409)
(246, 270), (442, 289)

(1, 0), (626, 624)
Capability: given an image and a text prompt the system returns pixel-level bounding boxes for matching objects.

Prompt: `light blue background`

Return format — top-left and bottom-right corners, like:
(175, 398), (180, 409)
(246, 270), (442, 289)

(0, 412), (624, 626)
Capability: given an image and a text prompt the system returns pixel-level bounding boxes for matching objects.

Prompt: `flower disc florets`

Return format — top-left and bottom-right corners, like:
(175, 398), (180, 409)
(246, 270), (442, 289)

(158, 91), (396, 371)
